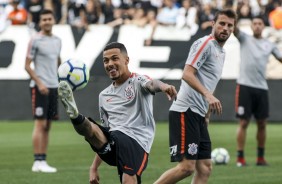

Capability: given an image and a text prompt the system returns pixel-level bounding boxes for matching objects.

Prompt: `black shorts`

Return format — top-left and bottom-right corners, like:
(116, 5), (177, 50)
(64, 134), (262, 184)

(30, 86), (58, 120)
(169, 109), (211, 162)
(235, 84), (269, 120)
(87, 120), (148, 182)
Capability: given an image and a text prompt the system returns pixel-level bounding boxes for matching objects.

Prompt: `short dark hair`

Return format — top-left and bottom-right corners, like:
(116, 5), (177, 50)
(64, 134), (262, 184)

(104, 42), (128, 55)
(252, 15), (265, 23)
(40, 9), (54, 18)
(11, 0), (20, 4)
(214, 9), (237, 25)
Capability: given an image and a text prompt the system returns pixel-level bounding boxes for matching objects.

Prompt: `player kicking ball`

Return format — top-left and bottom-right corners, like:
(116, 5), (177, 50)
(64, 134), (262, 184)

(58, 42), (177, 184)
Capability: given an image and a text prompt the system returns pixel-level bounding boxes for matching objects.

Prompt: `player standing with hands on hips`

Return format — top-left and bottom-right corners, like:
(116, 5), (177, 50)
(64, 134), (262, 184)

(234, 16), (282, 167)
(58, 42), (177, 184)
(154, 9), (237, 184)
(25, 9), (61, 173)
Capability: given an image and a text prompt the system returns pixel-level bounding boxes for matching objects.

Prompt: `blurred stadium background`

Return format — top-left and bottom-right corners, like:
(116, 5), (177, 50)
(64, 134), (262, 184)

(1, 0), (282, 121)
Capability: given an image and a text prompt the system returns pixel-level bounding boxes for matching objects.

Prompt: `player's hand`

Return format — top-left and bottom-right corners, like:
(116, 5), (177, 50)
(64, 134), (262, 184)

(89, 167), (100, 184)
(162, 84), (177, 101)
(38, 83), (49, 95)
(204, 93), (222, 115)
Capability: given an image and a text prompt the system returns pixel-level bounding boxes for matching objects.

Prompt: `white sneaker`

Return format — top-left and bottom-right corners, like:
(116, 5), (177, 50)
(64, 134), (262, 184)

(58, 81), (79, 119)
(32, 160), (57, 173)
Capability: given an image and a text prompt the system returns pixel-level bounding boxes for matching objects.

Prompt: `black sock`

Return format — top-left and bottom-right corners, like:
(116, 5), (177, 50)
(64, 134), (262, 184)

(34, 154), (41, 161)
(71, 114), (85, 125)
(41, 154), (46, 161)
(257, 147), (264, 158)
(34, 154), (46, 161)
(237, 150), (244, 158)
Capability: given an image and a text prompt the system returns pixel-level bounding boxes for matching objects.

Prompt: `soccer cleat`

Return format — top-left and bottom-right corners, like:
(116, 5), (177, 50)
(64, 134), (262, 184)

(32, 161), (57, 173)
(58, 81), (79, 119)
(256, 158), (268, 166)
(31, 160), (41, 172)
(236, 158), (247, 167)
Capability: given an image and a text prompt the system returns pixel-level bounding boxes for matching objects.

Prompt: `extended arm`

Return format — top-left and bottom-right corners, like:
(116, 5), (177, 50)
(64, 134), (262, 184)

(89, 154), (103, 184)
(272, 45), (282, 63)
(145, 79), (177, 101)
(182, 65), (222, 115)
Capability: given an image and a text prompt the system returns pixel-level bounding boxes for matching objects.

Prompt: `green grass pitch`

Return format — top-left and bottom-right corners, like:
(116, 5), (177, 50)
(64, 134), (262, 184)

(0, 121), (282, 184)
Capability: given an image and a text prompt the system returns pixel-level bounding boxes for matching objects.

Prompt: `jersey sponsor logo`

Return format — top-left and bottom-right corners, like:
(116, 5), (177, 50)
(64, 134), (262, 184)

(237, 106), (244, 115)
(137, 76), (149, 83)
(191, 36), (214, 66)
(170, 145), (178, 156)
(188, 143), (198, 155)
(124, 85), (135, 100)
(191, 40), (202, 54)
(201, 50), (208, 61)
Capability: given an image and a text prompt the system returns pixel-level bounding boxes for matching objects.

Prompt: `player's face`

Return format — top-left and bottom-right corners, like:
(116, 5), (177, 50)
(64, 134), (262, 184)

(251, 18), (264, 38)
(212, 14), (235, 45)
(103, 48), (129, 81)
(39, 13), (55, 34)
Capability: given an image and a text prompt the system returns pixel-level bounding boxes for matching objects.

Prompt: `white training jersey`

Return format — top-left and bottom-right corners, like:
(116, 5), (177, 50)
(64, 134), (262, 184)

(27, 32), (61, 88)
(236, 31), (282, 90)
(99, 73), (155, 153)
(170, 35), (226, 117)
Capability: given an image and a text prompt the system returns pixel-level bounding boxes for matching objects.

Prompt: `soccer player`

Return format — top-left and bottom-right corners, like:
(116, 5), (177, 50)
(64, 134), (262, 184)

(234, 16), (282, 167)
(58, 42), (177, 184)
(154, 9), (237, 184)
(25, 9), (61, 173)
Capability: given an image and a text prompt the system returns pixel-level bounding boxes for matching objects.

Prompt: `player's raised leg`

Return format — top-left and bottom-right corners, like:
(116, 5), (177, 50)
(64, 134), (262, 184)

(58, 81), (107, 149)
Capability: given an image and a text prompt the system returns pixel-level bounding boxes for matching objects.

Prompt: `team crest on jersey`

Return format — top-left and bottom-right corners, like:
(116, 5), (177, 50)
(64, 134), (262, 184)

(124, 85), (135, 100)
(188, 143), (198, 155)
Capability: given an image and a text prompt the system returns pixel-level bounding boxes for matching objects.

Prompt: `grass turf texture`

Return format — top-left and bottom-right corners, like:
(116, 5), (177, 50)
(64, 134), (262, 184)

(0, 121), (282, 184)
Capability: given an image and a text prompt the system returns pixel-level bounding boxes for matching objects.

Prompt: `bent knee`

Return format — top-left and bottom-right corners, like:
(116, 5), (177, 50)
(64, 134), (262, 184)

(196, 161), (212, 178)
(176, 162), (195, 177)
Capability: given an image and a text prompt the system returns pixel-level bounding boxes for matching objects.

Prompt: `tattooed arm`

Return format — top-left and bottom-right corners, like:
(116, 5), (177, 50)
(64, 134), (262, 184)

(145, 79), (177, 101)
